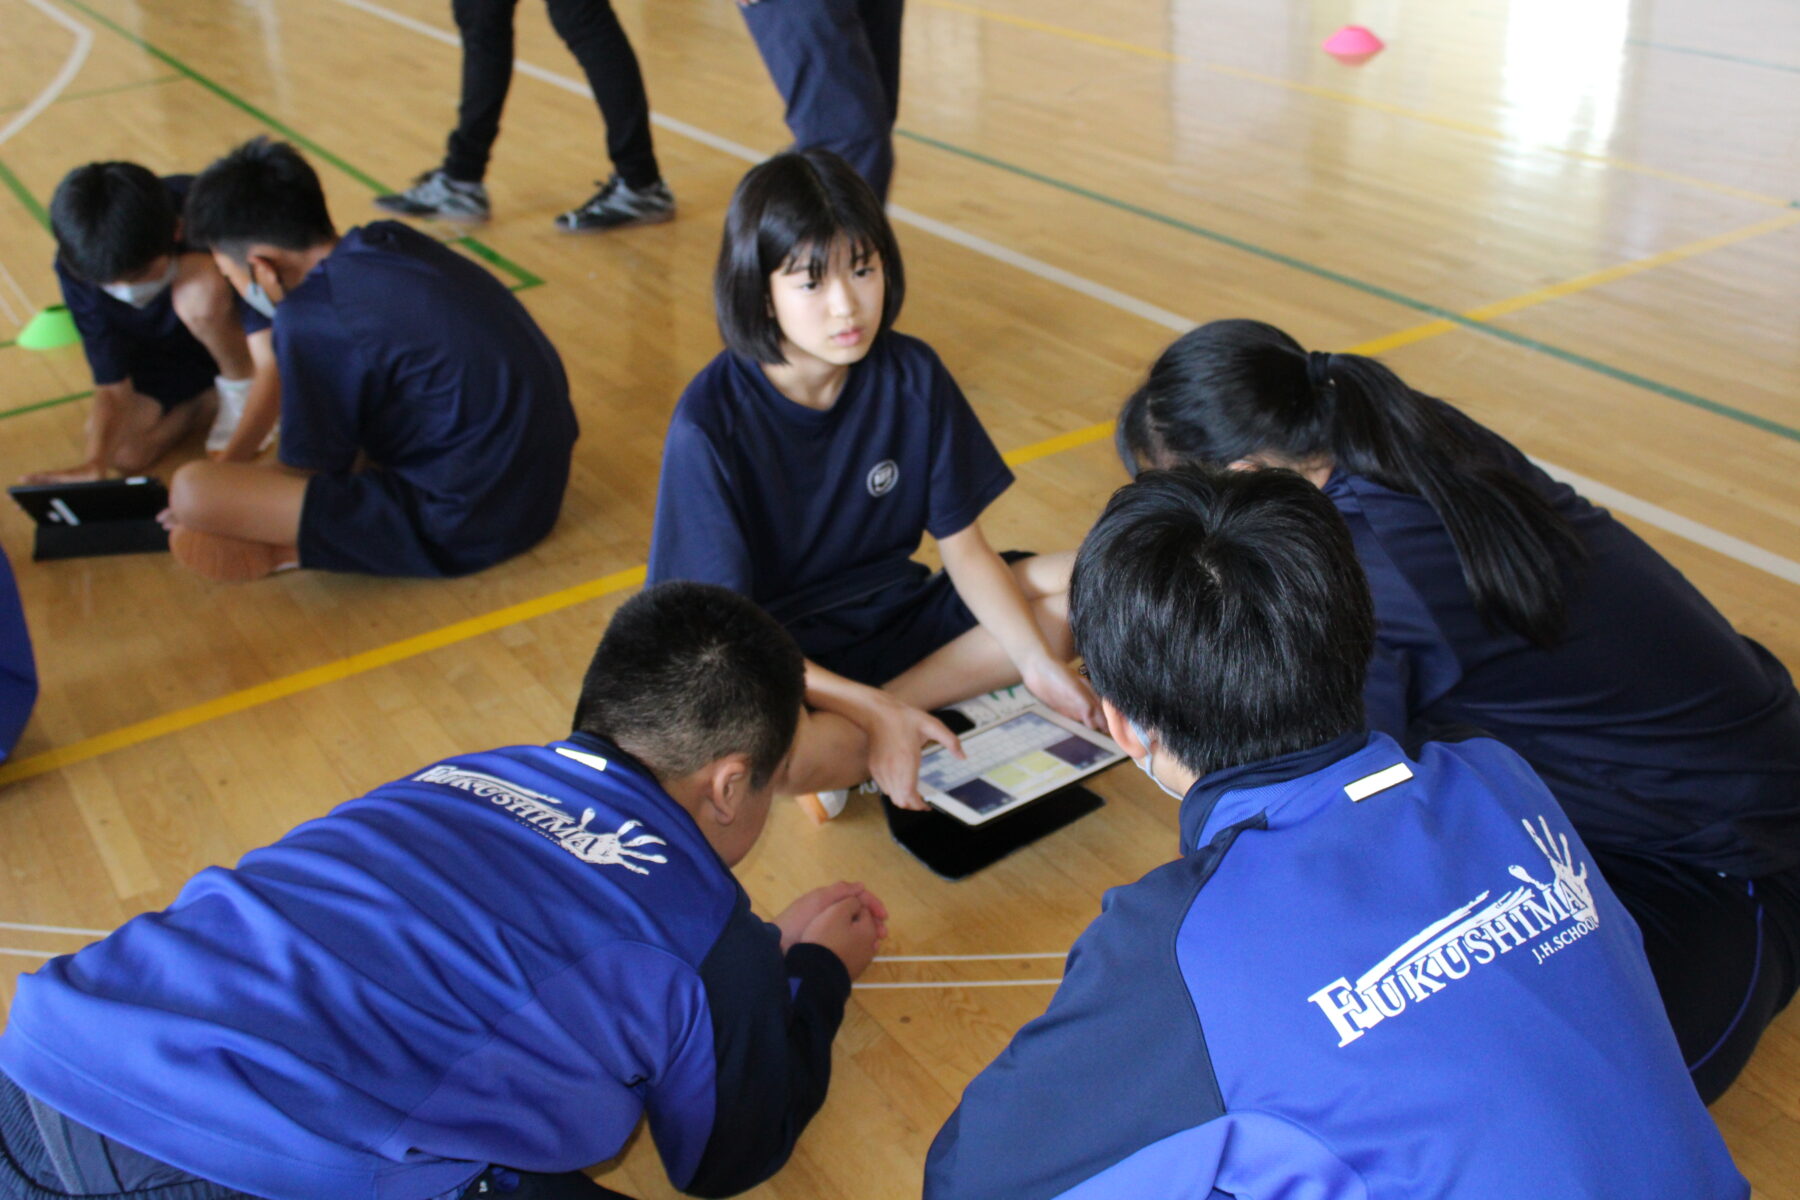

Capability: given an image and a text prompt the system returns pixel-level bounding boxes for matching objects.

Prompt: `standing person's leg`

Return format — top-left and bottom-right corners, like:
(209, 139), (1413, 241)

(444, 0), (524, 183)
(546, 0), (676, 232)
(1593, 850), (1800, 1103)
(543, 0), (660, 189)
(859, 0), (904, 129)
(739, 0), (895, 201)
(376, 0), (514, 219)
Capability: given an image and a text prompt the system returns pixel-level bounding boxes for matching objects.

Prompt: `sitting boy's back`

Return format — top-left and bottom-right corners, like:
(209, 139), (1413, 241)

(274, 220), (577, 576)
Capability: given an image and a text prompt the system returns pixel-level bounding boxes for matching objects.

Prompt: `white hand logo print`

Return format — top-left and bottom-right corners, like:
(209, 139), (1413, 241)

(558, 815), (670, 874)
(1507, 815), (1597, 926)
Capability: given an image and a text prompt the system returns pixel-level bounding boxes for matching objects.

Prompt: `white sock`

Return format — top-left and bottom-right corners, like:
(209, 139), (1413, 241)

(207, 376), (263, 453)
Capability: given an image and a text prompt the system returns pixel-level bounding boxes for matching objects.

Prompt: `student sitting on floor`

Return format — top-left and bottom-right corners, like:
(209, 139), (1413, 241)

(1115, 318), (1800, 1103)
(646, 150), (1100, 814)
(0, 581), (884, 1200)
(24, 161), (277, 484)
(926, 466), (1748, 1199)
(160, 137), (579, 582)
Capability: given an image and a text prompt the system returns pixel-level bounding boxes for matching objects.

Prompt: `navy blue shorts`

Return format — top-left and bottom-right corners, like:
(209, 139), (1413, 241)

(788, 550), (1031, 687)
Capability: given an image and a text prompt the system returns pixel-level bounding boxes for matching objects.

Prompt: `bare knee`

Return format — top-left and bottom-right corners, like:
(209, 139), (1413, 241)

(168, 459), (223, 527)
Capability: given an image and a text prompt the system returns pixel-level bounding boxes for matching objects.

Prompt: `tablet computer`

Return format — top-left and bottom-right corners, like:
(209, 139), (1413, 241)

(918, 704), (1124, 826)
(10, 476), (169, 525)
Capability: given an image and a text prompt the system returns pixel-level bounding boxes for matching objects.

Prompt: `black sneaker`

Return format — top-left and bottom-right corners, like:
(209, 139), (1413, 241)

(374, 170), (491, 223)
(554, 176), (675, 233)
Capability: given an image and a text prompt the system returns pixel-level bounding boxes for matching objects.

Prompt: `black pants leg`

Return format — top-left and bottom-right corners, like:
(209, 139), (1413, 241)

(1594, 851), (1800, 1104)
(739, 0), (902, 201)
(542, 0), (662, 189)
(444, 0), (523, 182)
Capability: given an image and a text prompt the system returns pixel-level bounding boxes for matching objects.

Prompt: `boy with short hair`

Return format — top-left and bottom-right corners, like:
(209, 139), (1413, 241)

(0, 581), (883, 1200)
(165, 138), (579, 582)
(925, 467), (1747, 1199)
(25, 161), (276, 484)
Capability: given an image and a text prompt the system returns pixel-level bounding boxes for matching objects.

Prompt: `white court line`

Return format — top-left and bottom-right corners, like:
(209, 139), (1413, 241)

(0, 0), (92, 147)
(1536, 459), (1800, 587)
(876, 952), (1065, 962)
(856, 978), (1061, 989)
(325, 0), (1194, 333)
(0, 946), (58, 959)
(0, 920), (109, 936)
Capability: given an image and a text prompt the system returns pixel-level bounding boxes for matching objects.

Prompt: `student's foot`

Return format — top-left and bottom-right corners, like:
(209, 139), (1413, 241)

(554, 176), (675, 233)
(168, 527), (298, 582)
(20, 463), (106, 486)
(374, 169), (491, 223)
(797, 790), (851, 823)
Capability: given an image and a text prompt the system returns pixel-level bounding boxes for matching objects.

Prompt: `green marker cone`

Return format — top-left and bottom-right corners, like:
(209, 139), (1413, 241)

(17, 305), (80, 350)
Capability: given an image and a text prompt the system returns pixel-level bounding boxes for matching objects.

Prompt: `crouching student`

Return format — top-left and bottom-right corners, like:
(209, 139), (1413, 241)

(161, 137), (578, 581)
(647, 149), (1099, 813)
(0, 581), (884, 1200)
(25, 161), (277, 484)
(925, 467), (1746, 1199)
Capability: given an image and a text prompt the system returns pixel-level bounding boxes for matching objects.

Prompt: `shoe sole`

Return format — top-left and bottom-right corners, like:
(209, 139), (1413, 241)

(372, 199), (490, 224)
(553, 209), (675, 235)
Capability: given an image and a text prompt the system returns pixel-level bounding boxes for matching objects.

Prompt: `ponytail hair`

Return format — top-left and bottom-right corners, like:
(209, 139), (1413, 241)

(1117, 319), (1583, 647)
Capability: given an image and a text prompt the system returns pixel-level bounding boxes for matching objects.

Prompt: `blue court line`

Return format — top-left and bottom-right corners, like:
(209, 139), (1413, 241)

(1626, 38), (1800, 75)
(894, 128), (1800, 444)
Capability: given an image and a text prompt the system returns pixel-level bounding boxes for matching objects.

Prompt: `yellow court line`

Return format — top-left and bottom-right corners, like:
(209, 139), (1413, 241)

(915, 0), (1791, 211)
(0, 212), (1791, 789)
(0, 565), (646, 787)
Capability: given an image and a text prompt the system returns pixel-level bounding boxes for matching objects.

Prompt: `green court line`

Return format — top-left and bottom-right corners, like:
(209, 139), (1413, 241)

(0, 72), (182, 116)
(1626, 38), (1800, 75)
(896, 128), (1800, 444)
(0, 340), (14, 351)
(450, 236), (544, 292)
(0, 156), (50, 231)
(0, 390), (91, 421)
(57, 0), (541, 292)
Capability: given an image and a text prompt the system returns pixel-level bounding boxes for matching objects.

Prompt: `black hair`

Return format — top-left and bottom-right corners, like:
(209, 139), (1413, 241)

(184, 137), (336, 262)
(1117, 319), (1584, 647)
(1070, 465), (1373, 779)
(573, 582), (805, 788)
(713, 149), (905, 363)
(49, 162), (177, 284)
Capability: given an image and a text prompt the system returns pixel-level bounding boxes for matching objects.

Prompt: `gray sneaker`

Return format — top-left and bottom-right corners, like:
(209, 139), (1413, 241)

(374, 170), (490, 223)
(554, 176), (675, 233)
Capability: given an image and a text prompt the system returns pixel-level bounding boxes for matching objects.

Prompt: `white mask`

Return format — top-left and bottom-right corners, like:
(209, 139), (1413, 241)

(1127, 717), (1186, 801)
(102, 259), (177, 308)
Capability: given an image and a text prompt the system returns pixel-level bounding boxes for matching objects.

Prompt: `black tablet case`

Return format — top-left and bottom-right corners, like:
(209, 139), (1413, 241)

(884, 708), (1107, 879)
(9, 479), (170, 560)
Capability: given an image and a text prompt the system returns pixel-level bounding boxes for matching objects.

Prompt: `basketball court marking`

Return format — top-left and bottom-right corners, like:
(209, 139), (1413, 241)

(329, 0), (1800, 441)
(856, 979), (1061, 989)
(0, 0), (92, 149)
(0, 0), (1791, 790)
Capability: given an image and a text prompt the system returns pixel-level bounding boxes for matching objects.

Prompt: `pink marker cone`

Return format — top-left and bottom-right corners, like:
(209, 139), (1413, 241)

(1323, 25), (1384, 65)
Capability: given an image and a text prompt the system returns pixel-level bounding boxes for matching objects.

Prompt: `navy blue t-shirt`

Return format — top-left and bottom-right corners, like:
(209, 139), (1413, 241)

(54, 175), (270, 405)
(1334, 439), (1800, 878)
(647, 332), (1013, 630)
(274, 222), (578, 577)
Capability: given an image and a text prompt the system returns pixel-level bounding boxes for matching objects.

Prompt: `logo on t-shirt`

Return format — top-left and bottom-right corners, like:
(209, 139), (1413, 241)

(867, 460), (899, 497)
(414, 765), (669, 874)
(1307, 815), (1600, 1047)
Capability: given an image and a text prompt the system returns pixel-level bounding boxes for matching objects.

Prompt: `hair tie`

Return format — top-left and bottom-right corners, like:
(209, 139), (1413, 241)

(1306, 350), (1334, 391)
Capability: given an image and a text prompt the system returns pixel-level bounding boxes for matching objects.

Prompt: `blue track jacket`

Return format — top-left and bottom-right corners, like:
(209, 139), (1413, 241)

(0, 736), (849, 1200)
(926, 733), (1747, 1199)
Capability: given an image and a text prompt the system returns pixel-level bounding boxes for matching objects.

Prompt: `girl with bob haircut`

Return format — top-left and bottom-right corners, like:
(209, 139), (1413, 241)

(1118, 317), (1800, 1104)
(647, 149), (1100, 816)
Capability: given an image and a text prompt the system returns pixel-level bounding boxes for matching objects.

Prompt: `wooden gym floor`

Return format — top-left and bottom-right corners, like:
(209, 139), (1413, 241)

(1, 0), (1796, 1193)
